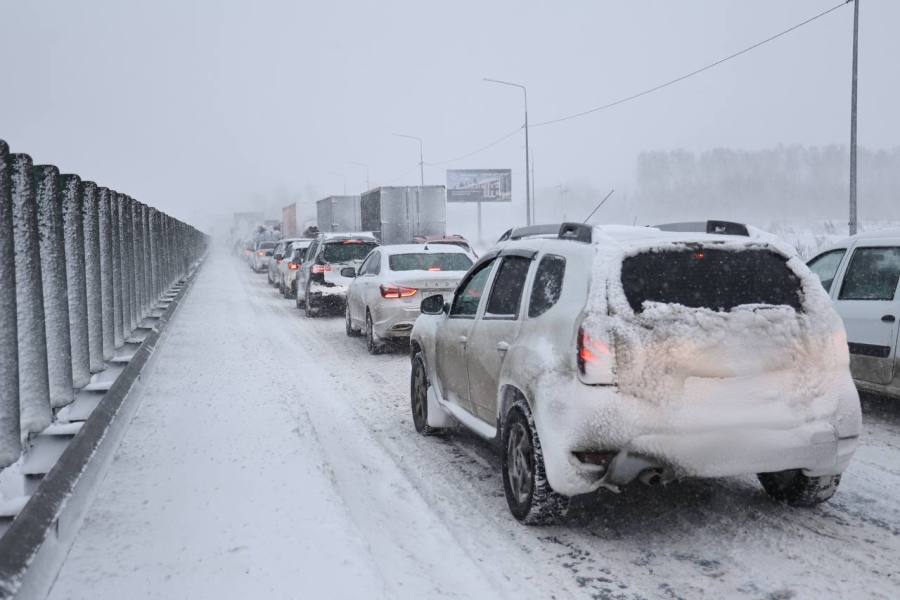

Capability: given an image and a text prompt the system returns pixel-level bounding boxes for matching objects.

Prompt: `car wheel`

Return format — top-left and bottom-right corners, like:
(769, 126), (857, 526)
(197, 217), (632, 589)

(281, 279), (290, 299)
(501, 400), (570, 525)
(345, 304), (360, 337)
(295, 285), (302, 309)
(267, 270), (273, 284)
(365, 311), (382, 354)
(305, 283), (319, 318)
(410, 352), (442, 435)
(758, 470), (841, 507)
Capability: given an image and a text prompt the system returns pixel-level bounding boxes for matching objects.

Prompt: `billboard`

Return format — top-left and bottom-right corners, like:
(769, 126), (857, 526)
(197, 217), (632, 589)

(446, 169), (511, 203)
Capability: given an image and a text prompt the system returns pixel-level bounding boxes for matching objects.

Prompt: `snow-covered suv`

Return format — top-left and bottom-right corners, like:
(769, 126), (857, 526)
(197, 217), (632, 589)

(409, 222), (861, 524)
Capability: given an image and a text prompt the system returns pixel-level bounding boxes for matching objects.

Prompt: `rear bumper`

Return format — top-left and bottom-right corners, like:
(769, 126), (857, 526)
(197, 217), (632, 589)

(308, 281), (348, 306)
(372, 301), (420, 339)
(531, 372), (862, 497)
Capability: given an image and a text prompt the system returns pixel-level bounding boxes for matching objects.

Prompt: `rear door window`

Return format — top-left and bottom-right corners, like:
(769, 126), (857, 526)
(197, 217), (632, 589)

(485, 256), (531, 319)
(807, 249), (846, 293)
(389, 253), (473, 272)
(322, 241), (378, 263)
(838, 247), (900, 301)
(528, 255), (566, 318)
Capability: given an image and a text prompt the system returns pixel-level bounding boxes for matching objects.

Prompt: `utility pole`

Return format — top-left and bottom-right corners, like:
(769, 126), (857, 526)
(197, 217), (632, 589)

(849, 0), (860, 236)
(394, 134), (424, 186)
(484, 78), (531, 225)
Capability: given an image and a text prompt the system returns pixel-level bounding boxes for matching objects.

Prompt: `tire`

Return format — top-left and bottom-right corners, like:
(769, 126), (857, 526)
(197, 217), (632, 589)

(758, 470), (842, 507)
(365, 311), (382, 354)
(345, 304), (361, 337)
(295, 285), (302, 309)
(410, 352), (442, 435)
(501, 400), (570, 525)
(305, 283), (319, 318)
(282, 279), (291, 299)
(267, 270), (273, 285)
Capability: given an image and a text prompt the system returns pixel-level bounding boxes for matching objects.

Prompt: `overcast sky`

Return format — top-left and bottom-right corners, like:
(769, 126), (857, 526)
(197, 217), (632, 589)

(1, 0), (897, 233)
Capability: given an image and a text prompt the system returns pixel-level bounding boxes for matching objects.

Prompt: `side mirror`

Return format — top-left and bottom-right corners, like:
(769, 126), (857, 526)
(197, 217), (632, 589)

(420, 294), (445, 315)
(340, 267), (357, 278)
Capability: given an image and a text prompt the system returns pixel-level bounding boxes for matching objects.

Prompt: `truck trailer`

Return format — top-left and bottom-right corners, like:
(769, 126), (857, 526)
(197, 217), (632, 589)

(316, 195), (361, 232)
(360, 186), (446, 245)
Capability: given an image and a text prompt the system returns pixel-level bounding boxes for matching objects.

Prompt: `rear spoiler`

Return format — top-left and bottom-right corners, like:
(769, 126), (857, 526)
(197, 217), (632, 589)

(654, 220), (749, 237)
(497, 222), (593, 244)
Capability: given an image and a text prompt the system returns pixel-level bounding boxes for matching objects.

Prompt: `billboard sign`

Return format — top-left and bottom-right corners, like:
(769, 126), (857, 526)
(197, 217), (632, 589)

(447, 169), (511, 203)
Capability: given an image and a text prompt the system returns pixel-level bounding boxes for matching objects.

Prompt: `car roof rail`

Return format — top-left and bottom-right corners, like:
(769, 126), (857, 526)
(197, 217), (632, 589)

(497, 223), (563, 242)
(655, 220), (749, 237)
(558, 222), (593, 243)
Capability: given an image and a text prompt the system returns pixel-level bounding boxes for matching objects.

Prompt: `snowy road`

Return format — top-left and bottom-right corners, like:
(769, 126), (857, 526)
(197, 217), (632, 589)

(49, 251), (900, 600)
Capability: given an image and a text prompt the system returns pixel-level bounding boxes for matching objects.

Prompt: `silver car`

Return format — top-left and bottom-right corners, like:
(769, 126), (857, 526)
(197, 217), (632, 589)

(344, 244), (475, 354)
(251, 240), (277, 272)
(295, 232), (380, 317)
(277, 239), (313, 298)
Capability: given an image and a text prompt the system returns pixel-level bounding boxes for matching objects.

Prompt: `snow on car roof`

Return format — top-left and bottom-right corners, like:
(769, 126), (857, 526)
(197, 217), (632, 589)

(378, 243), (471, 255)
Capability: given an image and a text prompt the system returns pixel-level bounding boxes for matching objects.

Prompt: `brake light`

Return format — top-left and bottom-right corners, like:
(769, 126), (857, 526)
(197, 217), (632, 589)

(312, 264), (332, 274)
(288, 262), (300, 271)
(577, 326), (614, 385)
(427, 267), (442, 272)
(380, 284), (417, 299)
(257, 251), (265, 256)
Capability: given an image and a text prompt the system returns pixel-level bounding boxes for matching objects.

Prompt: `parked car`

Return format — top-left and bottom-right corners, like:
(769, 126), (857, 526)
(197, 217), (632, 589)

(251, 240), (278, 272)
(410, 234), (476, 257)
(295, 232), (379, 317)
(410, 222), (861, 524)
(278, 239), (313, 298)
(344, 244), (475, 353)
(807, 230), (900, 400)
(268, 238), (309, 287)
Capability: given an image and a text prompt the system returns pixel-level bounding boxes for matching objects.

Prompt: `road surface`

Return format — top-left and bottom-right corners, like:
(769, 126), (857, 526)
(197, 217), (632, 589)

(48, 250), (900, 599)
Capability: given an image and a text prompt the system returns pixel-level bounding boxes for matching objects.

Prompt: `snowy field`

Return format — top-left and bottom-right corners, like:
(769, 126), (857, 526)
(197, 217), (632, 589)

(48, 250), (900, 600)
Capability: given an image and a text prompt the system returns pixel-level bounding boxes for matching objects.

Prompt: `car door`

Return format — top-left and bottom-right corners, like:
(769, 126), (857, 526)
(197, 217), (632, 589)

(297, 240), (318, 299)
(434, 258), (496, 413)
(361, 251), (382, 316)
(832, 243), (900, 385)
(465, 254), (534, 422)
(351, 251), (375, 323)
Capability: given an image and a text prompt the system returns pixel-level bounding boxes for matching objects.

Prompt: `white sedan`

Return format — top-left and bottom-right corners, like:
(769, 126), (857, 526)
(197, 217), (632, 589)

(344, 244), (475, 354)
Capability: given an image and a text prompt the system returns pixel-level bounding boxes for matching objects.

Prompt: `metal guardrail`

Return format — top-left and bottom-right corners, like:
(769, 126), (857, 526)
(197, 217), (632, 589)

(0, 138), (207, 472)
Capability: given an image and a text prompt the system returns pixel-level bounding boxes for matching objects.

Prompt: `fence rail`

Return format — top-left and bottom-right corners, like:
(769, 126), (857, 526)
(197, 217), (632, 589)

(0, 139), (207, 471)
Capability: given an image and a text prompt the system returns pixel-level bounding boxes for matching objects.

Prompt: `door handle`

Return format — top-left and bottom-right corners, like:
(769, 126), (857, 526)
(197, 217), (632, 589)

(458, 335), (468, 345)
(883, 314), (896, 323)
(496, 341), (510, 353)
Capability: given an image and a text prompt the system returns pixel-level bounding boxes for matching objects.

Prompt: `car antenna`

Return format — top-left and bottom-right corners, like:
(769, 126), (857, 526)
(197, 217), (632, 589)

(582, 189), (615, 224)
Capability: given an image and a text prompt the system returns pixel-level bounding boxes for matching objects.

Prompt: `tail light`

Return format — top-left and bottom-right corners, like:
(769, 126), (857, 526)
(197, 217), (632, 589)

(257, 250), (265, 256)
(380, 284), (417, 299)
(427, 267), (442, 272)
(288, 262), (300, 271)
(577, 325), (614, 385)
(311, 264), (332, 274)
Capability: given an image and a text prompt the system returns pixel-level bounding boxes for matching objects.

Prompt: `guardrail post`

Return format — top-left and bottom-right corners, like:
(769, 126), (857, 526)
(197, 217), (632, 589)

(110, 192), (124, 347)
(139, 202), (151, 319)
(35, 164), (74, 409)
(11, 154), (52, 434)
(0, 141), (20, 467)
(61, 174), (91, 388)
(98, 188), (116, 359)
(118, 193), (134, 337)
(81, 182), (105, 372)
(132, 199), (146, 322)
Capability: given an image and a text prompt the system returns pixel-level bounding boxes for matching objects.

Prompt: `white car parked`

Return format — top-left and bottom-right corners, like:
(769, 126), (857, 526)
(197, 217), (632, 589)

(410, 222), (861, 524)
(343, 244), (475, 354)
(807, 229), (900, 400)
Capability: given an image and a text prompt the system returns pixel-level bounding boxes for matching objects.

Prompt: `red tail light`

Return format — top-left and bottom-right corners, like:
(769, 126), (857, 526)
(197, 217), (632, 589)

(257, 250), (265, 256)
(288, 262), (300, 271)
(380, 284), (417, 299)
(427, 267), (442, 272)
(577, 326), (614, 384)
(311, 264), (332, 274)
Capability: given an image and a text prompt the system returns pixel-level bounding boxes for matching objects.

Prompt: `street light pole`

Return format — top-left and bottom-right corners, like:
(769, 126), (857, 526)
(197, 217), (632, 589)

(349, 161), (370, 191)
(849, 0), (860, 236)
(393, 134), (424, 186)
(485, 77), (531, 225)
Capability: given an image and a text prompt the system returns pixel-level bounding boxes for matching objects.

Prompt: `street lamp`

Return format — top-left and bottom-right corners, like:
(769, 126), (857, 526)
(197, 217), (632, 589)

(484, 77), (531, 225)
(393, 133), (424, 186)
(348, 161), (370, 191)
(329, 171), (346, 195)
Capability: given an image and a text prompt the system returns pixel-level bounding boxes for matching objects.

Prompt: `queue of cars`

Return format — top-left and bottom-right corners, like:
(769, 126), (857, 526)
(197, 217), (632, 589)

(244, 221), (900, 524)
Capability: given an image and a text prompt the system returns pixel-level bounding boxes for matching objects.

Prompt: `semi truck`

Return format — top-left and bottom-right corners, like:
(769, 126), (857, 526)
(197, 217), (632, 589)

(359, 186), (446, 245)
(316, 195), (361, 232)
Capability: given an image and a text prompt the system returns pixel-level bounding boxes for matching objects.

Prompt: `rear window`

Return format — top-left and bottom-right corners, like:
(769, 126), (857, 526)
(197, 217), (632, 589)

(389, 253), (473, 272)
(322, 241), (378, 263)
(620, 248), (803, 313)
(258, 242), (276, 249)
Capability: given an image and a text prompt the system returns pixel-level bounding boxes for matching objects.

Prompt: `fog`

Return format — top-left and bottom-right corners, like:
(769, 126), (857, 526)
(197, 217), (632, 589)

(1, 0), (898, 241)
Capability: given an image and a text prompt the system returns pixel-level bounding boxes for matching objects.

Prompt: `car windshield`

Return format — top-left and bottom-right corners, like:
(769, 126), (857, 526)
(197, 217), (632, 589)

(322, 240), (378, 263)
(389, 252), (473, 272)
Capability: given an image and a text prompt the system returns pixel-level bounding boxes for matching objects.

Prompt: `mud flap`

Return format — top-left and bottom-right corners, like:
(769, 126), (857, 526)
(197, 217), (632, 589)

(426, 386), (453, 429)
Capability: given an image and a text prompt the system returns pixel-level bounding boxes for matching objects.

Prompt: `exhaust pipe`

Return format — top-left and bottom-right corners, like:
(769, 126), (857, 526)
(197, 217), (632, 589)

(638, 468), (663, 486)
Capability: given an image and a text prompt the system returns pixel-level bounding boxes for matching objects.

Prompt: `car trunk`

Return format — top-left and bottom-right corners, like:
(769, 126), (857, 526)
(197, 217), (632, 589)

(389, 270), (466, 298)
(611, 246), (826, 428)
